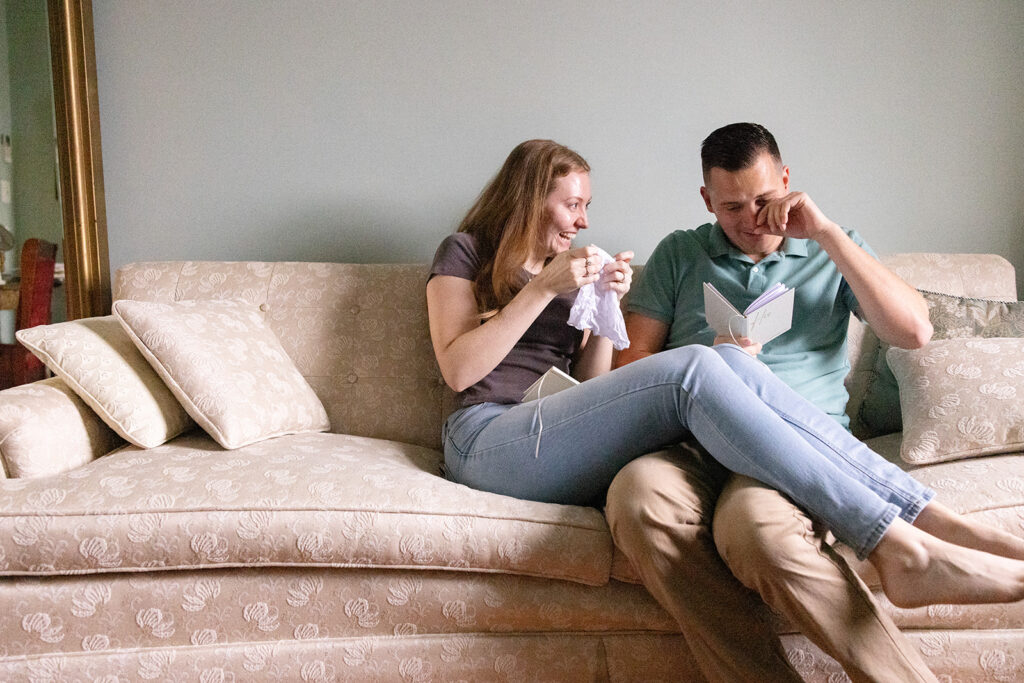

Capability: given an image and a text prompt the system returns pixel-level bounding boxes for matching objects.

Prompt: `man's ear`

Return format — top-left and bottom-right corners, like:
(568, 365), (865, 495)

(700, 186), (714, 213)
(781, 165), (790, 191)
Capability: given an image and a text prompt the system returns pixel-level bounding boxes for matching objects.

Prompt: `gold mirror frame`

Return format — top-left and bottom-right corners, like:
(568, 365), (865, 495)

(47, 0), (110, 319)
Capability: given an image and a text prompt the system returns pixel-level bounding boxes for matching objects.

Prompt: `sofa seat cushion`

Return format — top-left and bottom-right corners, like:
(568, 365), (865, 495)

(864, 435), (1024, 517)
(1, 567), (678, 660)
(0, 432), (612, 586)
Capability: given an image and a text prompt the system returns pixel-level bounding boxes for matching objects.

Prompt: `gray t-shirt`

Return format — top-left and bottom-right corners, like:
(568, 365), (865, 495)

(429, 233), (582, 408)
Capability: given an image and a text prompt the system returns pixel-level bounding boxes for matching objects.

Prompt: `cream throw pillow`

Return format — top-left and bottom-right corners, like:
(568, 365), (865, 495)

(0, 377), (125, 477)
(888, 338), (1024, 465)
(859, 290), (1024, 436)
(16, 316), (194, 448)
(112, 299), (330, 449)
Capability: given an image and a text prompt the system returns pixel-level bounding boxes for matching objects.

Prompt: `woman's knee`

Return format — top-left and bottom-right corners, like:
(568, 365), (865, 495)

(711, 342), (756, 364)
(657, 344), (733, 385)
(662, 343), (721, 367)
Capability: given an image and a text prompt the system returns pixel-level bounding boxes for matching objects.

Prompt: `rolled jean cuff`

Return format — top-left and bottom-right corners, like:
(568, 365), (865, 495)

(856, 502), (901, 560)
(898, 486), (936, 525)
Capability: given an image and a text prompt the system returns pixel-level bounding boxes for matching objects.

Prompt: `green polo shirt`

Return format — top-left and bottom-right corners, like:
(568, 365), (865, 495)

(628, 222), (873, 428)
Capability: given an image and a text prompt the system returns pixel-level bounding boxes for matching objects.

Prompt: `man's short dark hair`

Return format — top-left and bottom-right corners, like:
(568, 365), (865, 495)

(701, 123), (782, 182)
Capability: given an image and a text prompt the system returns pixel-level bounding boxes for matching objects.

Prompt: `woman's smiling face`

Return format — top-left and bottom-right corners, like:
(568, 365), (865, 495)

(539, 170), (591, 260)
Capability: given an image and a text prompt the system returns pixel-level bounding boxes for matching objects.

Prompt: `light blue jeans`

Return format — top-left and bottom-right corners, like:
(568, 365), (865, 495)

(443, 344), (934, 559)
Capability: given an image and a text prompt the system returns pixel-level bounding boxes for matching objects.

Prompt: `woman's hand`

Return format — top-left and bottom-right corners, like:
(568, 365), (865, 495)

(598, 251), (634, 300)
(570, 249), (634, 382)
(532, 245), (603, 295)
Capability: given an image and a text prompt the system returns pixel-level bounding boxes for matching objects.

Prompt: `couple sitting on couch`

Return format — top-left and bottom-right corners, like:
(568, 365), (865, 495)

(425, 123), (1024, 682)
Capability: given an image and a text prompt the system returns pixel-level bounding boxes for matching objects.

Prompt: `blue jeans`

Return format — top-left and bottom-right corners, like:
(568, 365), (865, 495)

(443, 344), (934, 559)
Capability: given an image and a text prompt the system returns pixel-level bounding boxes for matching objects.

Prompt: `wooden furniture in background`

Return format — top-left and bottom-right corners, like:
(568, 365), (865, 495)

(0, 239), (58, 390)
(0, 282), (16, 311)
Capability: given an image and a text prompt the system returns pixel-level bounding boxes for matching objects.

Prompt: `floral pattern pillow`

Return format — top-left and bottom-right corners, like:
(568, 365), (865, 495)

(0, 377), (125, 477)
(888, 338), (1024, 464)
(16, 317), (194, 448)
(859, 291), (1024, 436)
(112, 299), (330, 449)
(923, 290), (1024, 337)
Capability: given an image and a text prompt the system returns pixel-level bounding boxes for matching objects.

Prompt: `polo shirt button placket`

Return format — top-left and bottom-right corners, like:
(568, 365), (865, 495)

(748, 264), (766, 291)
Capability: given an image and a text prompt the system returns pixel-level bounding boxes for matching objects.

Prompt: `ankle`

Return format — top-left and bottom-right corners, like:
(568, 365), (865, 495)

(872, 519), (929, 570)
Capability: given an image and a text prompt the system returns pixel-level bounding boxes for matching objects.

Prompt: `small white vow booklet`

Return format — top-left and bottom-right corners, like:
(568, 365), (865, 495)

(703, 282), (795, 345)
(522, 366), (579, 402)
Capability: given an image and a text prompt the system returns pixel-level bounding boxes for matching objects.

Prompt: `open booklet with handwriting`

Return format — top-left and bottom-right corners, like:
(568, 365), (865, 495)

(703, 282), (795, 345)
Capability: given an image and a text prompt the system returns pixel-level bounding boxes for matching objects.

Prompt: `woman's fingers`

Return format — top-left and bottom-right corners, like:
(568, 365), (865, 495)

(597, 258), (632, 299)
(603, 264), (630, 284)
(568, 245), (602, 279)
(554, 246), (635, 292)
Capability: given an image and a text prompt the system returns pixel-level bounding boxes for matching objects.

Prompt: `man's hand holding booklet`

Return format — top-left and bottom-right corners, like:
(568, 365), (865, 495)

(522, 281), (795, 402)
(703, 282), (795, 345)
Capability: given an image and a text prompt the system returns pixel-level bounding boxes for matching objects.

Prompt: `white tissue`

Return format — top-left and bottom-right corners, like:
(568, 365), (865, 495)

(568, 247), (630, 350)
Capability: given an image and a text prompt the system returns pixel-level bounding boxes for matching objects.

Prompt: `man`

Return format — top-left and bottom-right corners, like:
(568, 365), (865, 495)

(604, 123), (935, 682)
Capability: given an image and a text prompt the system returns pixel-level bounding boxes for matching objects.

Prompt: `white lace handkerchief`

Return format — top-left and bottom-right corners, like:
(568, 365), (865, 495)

(568, 247), (630, 350)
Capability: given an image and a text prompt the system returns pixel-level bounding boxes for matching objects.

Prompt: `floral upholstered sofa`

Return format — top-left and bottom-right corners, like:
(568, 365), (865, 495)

(1, 254), (1022, 682)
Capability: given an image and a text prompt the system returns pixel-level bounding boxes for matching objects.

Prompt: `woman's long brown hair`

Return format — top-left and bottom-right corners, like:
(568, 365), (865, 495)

(457, 140), (589, 316)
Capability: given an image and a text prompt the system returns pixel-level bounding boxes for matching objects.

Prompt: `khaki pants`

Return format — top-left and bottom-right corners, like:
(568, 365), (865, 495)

(605, 444), (937, 683)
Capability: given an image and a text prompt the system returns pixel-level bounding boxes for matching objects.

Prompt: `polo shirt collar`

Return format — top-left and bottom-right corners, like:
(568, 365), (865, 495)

(708, 222), (808, 261)
(781, 235), (808, 258)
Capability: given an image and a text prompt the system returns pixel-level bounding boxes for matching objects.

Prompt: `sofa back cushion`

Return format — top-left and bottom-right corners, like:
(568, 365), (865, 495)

(115, 262), (449, 449)
(845, 253), (1018, 438)
(113, 255), (1018, 450)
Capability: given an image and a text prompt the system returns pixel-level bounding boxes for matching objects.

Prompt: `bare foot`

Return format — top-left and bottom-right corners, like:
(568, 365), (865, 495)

(914, 501), (1024, 561)
(871, 519), (1024, 609)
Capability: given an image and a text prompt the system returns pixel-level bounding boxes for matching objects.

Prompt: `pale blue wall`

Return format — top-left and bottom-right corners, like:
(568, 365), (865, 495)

(93, 1), (1024, 293)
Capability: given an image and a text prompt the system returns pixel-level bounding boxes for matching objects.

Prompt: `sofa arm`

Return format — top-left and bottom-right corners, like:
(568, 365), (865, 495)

(0, 377), (125, 478)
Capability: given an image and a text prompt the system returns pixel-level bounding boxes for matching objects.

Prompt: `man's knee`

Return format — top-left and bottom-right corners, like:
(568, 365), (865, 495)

(606, 445), (725, 544)
(713, 474), (824, 589)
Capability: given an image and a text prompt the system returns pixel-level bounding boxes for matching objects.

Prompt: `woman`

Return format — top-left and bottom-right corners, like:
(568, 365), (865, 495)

(426, 139), (1024, 609)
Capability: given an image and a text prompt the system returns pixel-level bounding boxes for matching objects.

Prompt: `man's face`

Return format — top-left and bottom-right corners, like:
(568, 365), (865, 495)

(700, 152), (790, 262)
